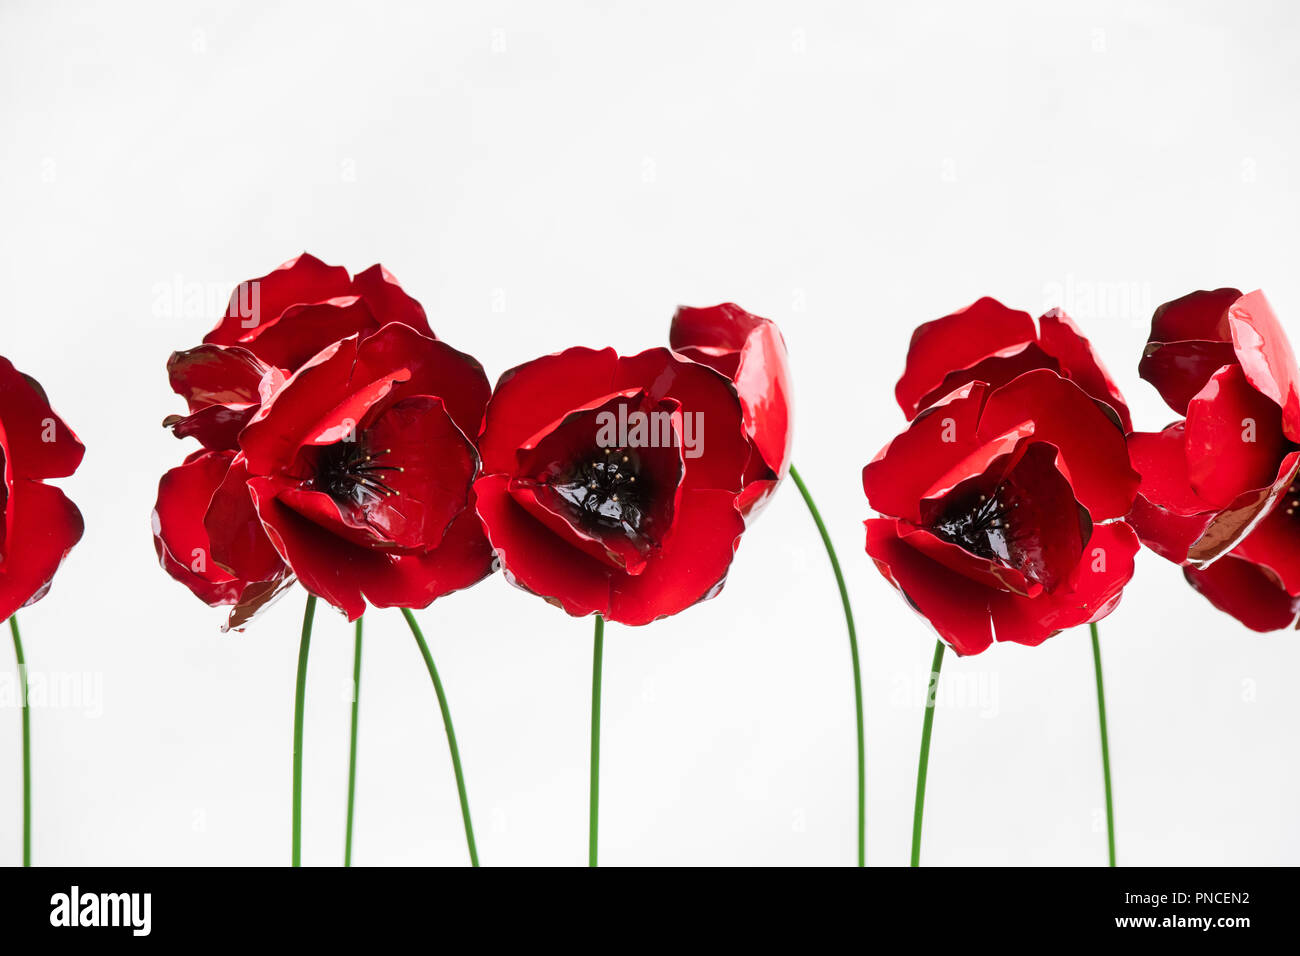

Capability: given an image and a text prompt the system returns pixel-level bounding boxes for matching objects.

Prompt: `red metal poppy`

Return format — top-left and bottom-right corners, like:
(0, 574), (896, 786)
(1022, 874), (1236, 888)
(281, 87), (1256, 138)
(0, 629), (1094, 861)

(669, 303), (793, 515)
(152, 257), (494, 627)
(895, 297), (1131, 430)
(473, 346), (751, 625)
(1128, 289), (1300, 567)
(863, 371), (1140, 655)
(0, 357), (84, 621)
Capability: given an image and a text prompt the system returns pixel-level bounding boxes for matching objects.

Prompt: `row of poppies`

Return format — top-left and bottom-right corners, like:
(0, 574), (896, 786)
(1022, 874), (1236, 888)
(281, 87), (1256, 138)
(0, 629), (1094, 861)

(3, 255), (1291, 866)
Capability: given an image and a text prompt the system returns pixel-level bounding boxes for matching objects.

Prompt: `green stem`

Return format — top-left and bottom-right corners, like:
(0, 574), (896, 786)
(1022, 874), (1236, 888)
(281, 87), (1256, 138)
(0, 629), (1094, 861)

(292, 593), (317, 867)
(911, 640), (944, 867)
(589, 614), (604, 867)
(1091, 621), (1116, 866)
(9, 616), (30, 867)
(344, 615), (363, 866)
(401, 608), (479, 866)
(788, 464), (865, 867)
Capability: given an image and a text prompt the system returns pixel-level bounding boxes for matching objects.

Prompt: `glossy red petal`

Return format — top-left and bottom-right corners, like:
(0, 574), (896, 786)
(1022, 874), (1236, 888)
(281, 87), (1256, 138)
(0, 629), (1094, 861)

(670, 303), (793, 481)
(914, 342), (1061, 414)
(0, 358), (84, 480)
(1037, 309), (1132, 431)
(895, 297), (1036, 419)
(247, 476), (372, 620)
(1231, 497), (1300, 596)
(238, 335), (404, 474)
(235, 297), (380, 371)
(350, 264), (435, 336)
(1137, 341), (1237, 417)
(988, 521), (1138, 648)
(1128, 424), (1211, 516)
(1184, 556), (1300, 632)
(0, 479), (83, 620)
(611, 348), (749, 494)
(166, 345), (269, 411)
(607, 488), (745, 625)
(1228, 290), (1300, 442)
(896, 523), (1038, 596)
(976, 369), (1138, 521)
(204, 454), (285, 583)
(1149, 287), (1239, 344)
(1126, 491), (1214, 564)
(1140, 288), (1241, 413)
(1188, 451), (1300, 564)
(164, 403), (257, 451)
(352, 504), (496, 611)
(864, 517), (995, 656)
(479, 348), (621, 475)
(152, 452), (246, 606)
(863, 382), (993, 523)
(474, 473), (611, 617)
(1183, 363), (1287, 508)
(203, 253), (353, 349)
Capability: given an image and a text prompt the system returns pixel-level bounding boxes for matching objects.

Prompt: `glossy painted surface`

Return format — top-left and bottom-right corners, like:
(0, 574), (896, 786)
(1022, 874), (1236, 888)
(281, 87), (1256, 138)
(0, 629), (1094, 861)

(670, 302), (793, 516)
(0, 356), (84, 621)
(152, 255), (495, 626)
(474, 345), (750, 625)
(863, 369), (1139, 656)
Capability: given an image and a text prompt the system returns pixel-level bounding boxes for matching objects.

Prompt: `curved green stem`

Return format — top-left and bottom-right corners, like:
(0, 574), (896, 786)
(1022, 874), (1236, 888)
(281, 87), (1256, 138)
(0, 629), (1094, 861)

(589, 614), (604, 867)
(788, 463), (865, 866)
(401, 608), (479, 867)
(1090, 621), (1116, 866)
(344, 615), (363, 866)
(9, 615), (30, 867)
(292, 593), (317, 867)
(911, 640), (944, 867)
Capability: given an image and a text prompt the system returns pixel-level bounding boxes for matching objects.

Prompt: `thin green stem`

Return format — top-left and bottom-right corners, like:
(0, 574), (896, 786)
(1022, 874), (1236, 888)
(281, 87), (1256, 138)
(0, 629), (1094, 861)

(1091, 621), (1116, 867)
(589, 614), (604, 867)
(9, 616), (30, 867)
(911, 640), (944, 867)
(401, 608), (479, 867)
(344, 615), (363, 866)
(788, 463), (865, 867)
(292, 593), (317, 867)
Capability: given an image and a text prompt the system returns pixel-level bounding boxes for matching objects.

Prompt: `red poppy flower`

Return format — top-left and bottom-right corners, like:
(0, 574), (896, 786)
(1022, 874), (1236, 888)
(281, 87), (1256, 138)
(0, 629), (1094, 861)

(0, 357), (84, 621)
(895, 297), (1132, 430)
(1127, 289), (1300, 566)
(669, 302), (792, 516)
(863, 371), (1140, 655)
(473, 346), (751, 625)
(153, 259), (494, 627)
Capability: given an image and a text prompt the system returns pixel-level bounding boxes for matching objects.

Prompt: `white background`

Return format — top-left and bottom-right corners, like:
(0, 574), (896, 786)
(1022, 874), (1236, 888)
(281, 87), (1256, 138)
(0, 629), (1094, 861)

(2, 0), (1297, 867)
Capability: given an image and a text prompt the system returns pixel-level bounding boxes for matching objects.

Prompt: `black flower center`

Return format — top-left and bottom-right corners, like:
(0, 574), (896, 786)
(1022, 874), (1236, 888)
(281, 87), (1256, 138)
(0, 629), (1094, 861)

(931, 485), (1020, 563)
(314, 440), (404, 506)
(553, 446), (647, 534)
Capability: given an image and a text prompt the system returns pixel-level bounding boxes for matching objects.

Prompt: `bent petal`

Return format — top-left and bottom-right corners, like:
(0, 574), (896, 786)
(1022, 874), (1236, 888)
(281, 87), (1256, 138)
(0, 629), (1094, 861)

(1231, 494), (1300, 596)
(1140, 288), (1241, 413)
(895, 297), (1036, 419)
(234, 297), (379, 371)
(204, 454), (284, 583)
(865, 517), (995, 656)
(1184, 556), (1300, 632)
(1228, 290), (1300, 442)
(351, 264), (436, 336)
(976, 369), (1138, 522)
(166, 344), (269, 411)
(474, 473), (612, 618)
(1183, 363), (1287, 509)
(203, 252), (353, 349)
(0, 358), (85, 480)
(988, 521), (1138, 648)
(152, 451), (247, 606)
(1037, 309), (1132, 431)
(0, 479), (83, 621)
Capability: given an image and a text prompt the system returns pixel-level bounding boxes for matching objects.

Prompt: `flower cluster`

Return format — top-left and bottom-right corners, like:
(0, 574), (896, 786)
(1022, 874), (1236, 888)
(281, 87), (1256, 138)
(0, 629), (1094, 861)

(154, 257), (793, 629)
(152, 254), (495, 626)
